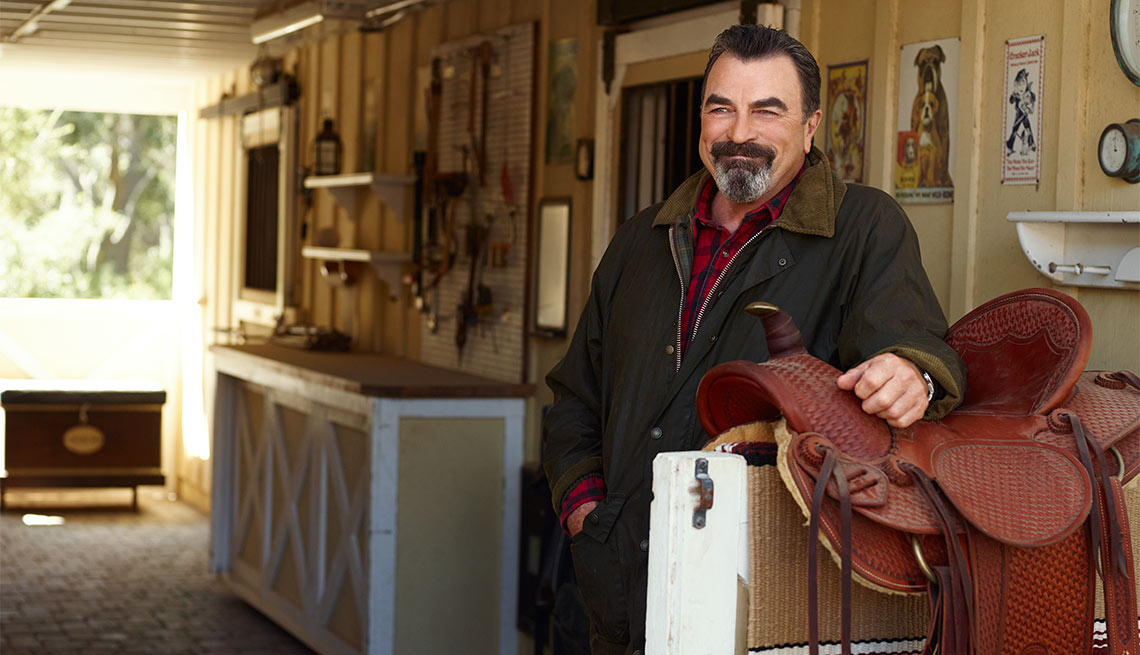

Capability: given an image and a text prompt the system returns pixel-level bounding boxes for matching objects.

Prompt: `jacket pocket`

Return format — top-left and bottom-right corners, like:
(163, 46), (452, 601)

(570, 493), (629, 643)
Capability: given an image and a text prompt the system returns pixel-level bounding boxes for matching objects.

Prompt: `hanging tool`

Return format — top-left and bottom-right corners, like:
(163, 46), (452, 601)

(421, 56), (466, 306)
(500, 163), (518, 244)
(467, 41), (493, 186)
(455, 43), (496, 360)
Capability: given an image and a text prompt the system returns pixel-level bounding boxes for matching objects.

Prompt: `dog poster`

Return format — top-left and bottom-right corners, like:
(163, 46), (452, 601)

(895, 37), (960, 204)
(1001, 35), (1044, 185)
(826, 61), (868, 183)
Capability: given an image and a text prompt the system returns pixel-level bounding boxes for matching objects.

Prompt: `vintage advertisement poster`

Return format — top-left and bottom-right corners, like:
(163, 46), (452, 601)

(1001, 35), (1044, 185)
(826, 60), (868, 183)
(895, 37), (960, 204)
(545, 38), (578, 165)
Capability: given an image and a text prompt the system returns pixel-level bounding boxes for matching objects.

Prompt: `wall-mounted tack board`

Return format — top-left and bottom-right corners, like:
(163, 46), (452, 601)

(419, 22), (535, 383)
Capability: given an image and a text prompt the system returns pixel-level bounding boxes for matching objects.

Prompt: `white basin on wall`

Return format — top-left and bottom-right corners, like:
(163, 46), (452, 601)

(1007, 211), (1140, 289)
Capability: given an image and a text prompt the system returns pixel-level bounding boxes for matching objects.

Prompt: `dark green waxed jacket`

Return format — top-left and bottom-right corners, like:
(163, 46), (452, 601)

(542, 148), (966, 654)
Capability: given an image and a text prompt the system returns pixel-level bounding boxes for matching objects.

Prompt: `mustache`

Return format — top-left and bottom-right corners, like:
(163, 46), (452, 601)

(710, 141), (776, 161)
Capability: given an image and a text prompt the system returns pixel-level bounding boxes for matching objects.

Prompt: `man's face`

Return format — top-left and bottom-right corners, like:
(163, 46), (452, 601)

(699, 54), (822, 206)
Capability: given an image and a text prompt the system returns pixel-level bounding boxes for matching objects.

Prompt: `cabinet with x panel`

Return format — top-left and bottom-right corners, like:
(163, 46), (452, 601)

(208, 345), (528, 655)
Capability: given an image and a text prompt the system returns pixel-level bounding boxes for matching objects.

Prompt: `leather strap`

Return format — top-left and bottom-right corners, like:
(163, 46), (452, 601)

(1098, 471), (1138, 655)
(903, 462), (972, 655)
(807, 445), (853, 655)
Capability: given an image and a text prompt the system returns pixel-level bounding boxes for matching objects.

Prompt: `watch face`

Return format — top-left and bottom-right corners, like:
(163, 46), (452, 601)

(1101, 128), (1127, 174)
(1113, 0), (1140, 84)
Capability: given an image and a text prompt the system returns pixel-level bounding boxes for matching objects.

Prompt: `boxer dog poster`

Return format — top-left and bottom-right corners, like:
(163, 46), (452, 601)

(896, 37), (960, 203)
(826, 60), (868, 183)
(1001, 35), (1044, 185)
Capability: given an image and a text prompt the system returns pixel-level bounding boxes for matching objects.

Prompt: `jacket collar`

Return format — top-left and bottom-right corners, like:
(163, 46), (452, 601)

(651, 147), (846, 238)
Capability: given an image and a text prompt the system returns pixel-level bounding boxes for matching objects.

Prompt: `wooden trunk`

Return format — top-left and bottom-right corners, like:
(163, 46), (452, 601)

(2, 383), (166, 510)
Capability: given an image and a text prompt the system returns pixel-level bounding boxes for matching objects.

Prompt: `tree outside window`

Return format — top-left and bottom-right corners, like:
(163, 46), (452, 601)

(0, 108), (177, 300)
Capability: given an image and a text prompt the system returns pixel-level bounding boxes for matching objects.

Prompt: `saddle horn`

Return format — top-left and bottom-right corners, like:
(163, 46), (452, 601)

(745, 301), (806, 358)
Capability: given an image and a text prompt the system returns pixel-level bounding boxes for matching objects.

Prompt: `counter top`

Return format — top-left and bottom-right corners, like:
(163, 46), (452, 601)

(211, 345), (533, 399)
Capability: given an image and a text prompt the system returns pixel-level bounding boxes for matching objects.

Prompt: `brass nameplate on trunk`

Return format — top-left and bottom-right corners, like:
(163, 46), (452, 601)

(63, 425), (105, 455)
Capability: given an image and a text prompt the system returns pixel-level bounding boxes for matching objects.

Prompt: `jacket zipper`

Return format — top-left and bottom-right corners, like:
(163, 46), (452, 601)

(668, 226), (686, 372)
(681, 227), (773, 371)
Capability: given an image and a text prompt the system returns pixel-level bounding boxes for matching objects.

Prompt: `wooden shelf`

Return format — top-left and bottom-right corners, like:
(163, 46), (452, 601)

(302, 172), (416, 221)
(198, 78), (298, 119)
(301, 246), (410, 300)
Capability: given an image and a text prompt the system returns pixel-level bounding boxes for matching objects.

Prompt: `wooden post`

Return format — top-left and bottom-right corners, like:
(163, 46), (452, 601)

(646, 451), (749, 655)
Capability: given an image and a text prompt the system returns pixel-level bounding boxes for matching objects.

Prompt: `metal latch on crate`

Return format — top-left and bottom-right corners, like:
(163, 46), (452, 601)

(693, 458), (714, 529)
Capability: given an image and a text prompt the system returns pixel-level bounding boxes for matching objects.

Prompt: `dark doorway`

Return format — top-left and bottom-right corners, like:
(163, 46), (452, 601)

(617, 76), (704, 226)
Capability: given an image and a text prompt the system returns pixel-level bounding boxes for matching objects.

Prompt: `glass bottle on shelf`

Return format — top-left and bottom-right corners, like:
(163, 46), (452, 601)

(314, 118), (342, 176)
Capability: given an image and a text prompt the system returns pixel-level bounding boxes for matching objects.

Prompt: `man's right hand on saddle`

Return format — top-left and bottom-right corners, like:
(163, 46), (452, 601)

(836, 352), (929, 428)
(567, 500), (599, 538)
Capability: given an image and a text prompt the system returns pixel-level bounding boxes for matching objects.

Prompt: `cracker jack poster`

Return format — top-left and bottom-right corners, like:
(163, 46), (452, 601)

(826, 60), (868, 183)
(895, 37), (960, 204)
(1001, 35), (1044, 185)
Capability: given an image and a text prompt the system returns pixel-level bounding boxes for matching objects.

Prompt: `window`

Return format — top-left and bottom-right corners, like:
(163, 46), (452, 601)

(0, 108), (177, 299)
(233, 106), (297, 327)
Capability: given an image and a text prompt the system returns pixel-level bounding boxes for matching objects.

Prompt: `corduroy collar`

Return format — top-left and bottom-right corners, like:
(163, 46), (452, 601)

(651, 147), (847, 238)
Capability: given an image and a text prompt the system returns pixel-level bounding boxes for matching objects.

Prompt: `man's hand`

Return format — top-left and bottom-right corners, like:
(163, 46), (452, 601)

(566, 500), (599, 537)
(836, 353), (928, 428)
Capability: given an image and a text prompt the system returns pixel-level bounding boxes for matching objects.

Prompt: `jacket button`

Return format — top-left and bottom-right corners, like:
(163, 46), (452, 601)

(640, 539), (649, 552)
(778, 257), (787, 266)
(650, 427), (662, 439)
(708, 334), (717, 343)
(634, 651), (643, 655)
(589, 513), (600, 524)
(665, 344), (675, 355)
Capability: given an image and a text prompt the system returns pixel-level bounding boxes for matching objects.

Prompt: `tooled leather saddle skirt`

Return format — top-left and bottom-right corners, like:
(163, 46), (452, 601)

(696, 288), (1140, 655)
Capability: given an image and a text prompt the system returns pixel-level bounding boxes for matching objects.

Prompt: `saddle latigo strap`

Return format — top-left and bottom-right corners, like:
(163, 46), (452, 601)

(695, 288), (1140, 655)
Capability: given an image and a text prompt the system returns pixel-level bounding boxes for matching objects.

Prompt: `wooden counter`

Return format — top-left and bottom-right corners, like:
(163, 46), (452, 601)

(211, 344), (533, 399)
(208, 345), (529, 655)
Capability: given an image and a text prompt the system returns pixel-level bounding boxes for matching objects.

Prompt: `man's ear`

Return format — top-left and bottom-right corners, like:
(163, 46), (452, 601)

(803, 109), (823, 153)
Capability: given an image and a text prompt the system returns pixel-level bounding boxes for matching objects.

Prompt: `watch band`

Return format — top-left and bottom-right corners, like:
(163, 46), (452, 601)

(921, 370), (935, 402)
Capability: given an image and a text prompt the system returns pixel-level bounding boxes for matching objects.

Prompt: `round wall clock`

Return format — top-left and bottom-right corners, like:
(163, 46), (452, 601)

(1111, 0), (1140, 86)
(1098, 119), (1140, 182)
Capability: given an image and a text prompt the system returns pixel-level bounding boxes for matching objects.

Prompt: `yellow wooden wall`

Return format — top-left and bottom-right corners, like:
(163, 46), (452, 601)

(804, 0), (1140, 372)
(183, 0), (601, 510)
(184, 0), (1139, 510)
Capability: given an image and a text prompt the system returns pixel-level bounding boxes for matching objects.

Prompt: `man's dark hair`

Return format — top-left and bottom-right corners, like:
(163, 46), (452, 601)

(702, 24), (821, 122)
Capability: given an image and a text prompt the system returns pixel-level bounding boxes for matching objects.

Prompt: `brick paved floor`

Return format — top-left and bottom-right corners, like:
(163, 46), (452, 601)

(0, 487), (315, 654)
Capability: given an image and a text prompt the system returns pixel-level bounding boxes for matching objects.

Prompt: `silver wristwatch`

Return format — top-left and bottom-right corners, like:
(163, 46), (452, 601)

(921, 370), (935, 402)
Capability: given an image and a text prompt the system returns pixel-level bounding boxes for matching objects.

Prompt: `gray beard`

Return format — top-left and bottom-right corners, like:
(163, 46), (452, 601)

(713, 159), (772, 204)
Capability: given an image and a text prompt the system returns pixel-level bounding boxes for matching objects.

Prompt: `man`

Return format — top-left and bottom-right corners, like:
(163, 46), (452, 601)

(542, 25), (966, 655)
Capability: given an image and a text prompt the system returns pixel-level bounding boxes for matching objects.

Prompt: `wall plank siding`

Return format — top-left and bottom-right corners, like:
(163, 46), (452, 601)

(187, 1), (1138, 538)
(381, 18), (418, 356)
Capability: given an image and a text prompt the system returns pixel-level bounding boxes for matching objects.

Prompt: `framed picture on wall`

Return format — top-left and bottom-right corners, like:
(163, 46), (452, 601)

(532, 198), (572, 337)
(895, 37), (960, 204)
(825, 60), (868, 184)
(1001, 35), (1045, 185)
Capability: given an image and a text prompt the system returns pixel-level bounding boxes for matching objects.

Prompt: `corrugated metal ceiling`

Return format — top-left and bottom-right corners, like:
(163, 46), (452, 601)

(0, 1), (264, 79)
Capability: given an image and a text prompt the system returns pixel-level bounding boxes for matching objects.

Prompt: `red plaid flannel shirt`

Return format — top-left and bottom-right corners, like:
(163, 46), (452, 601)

(559, 169), (803, 534)
(680, 170), (800, 354)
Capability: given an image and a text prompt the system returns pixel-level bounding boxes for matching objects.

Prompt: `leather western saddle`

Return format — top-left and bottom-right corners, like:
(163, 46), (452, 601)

(696, 288), (1140, 655)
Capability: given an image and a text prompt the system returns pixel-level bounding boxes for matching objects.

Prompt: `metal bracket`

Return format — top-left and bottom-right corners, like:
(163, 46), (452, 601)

(693, 458), (714, 529)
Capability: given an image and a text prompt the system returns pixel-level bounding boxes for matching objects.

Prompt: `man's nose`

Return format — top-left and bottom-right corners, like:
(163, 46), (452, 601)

(727, 111), (755, 144)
